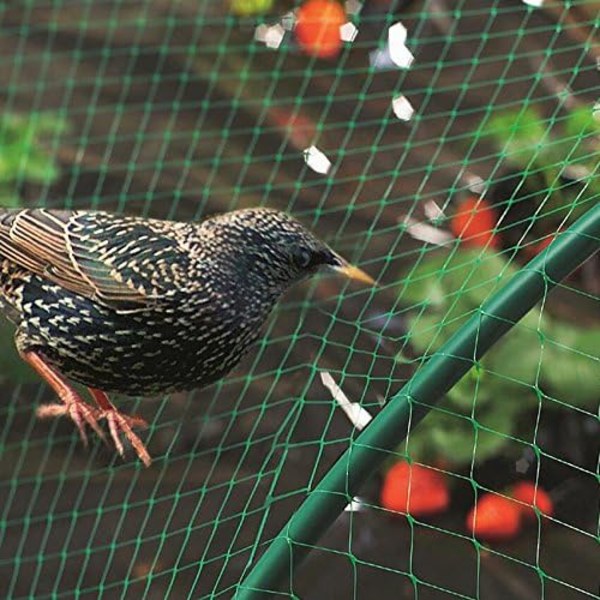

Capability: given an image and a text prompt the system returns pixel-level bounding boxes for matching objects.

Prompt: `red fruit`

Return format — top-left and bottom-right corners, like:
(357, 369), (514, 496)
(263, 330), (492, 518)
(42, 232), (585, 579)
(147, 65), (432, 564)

(531, 235), (555, 256)
(466, 493), (522, 541)
(380, 461), (450, 517)
(534, 235), (554, 254)
(523, 235), (555, 258)
(510, 481), (554, 520)
(450, 197), (500, 249)
(295, 0), (346, 59)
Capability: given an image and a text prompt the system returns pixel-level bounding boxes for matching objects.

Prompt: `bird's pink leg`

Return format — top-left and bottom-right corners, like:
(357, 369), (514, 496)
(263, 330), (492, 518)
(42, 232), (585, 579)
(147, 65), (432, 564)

(22, 351), (106, 446)
(87, 388), (151, 467)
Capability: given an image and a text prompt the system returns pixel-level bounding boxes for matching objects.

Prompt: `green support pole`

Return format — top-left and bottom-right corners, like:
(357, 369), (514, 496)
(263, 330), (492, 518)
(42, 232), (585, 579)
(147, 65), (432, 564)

(236, 203), (600, 598)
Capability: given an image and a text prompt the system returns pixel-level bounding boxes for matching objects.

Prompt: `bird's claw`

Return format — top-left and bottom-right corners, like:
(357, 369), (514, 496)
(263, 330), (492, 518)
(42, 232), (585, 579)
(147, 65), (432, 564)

(26, 352), (150, 466)
(37, 397), (105, 447)
(36, 395), (150, 467)
(102, 410), (151, 467)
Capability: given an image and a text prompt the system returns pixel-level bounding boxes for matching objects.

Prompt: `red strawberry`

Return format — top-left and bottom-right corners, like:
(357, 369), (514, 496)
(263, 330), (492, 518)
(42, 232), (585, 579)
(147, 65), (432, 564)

(450, 196), (500, 249)
(510, 481), (554, 520)
(380, 461), (450, 517)
(466, 493), (522, 541)
(295, 0), (346, 59)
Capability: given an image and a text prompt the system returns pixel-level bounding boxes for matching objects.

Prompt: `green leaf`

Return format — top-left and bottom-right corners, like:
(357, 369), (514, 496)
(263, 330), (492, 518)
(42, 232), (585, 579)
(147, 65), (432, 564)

(402, 411), (475, 465)
(403, 248), (545, 329)
(406, 249), (518, 307)
(446, 364), (492, 412)
(486, 325), (543, 385)
(404, 313), (451, 354)
(540, 322), (600, 409)
(472, 426), (521, 464)
(440, 250), (517, 309)
(398, 241), (597, 466)
(564, 106), (600, 141)
(0, 111), (65, 186)
(480, 108), (550, 168)
(400, 252), (452, 308)
(404, 408), (517, 466)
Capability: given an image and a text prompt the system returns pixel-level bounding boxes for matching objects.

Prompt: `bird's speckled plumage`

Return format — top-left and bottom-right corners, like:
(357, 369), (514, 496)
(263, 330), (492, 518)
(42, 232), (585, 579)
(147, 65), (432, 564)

(0, 207), (372, 464)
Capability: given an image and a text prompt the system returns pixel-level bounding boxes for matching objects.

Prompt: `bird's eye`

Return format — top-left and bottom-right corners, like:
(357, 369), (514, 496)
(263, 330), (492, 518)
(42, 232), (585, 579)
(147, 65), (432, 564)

(292, 247), (313, 269)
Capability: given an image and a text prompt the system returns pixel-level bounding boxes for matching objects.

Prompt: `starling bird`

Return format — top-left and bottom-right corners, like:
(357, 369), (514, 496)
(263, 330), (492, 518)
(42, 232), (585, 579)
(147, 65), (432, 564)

(0, 207), (373, 466)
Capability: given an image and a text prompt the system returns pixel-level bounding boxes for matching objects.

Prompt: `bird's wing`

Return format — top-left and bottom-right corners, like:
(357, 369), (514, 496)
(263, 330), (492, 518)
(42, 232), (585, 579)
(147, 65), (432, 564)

(0, 208), (193, 311)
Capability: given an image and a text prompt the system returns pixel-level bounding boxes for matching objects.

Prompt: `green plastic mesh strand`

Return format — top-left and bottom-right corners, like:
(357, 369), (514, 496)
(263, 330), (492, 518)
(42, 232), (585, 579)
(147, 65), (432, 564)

(0, 1), (598, 599)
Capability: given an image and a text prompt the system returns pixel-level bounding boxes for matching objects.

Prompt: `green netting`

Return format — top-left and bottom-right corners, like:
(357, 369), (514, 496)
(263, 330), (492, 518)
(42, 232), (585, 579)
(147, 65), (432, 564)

(0, 1), (598, 599)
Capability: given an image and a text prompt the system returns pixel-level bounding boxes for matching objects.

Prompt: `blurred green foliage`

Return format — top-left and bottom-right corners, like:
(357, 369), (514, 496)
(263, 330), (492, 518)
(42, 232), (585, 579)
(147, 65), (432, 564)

(398, 248), (599, 467)
(398, 104), (600, 467)
(0, 112), (67, 208)
(229, 0), (274, 16)
(479, 105), (600, 225)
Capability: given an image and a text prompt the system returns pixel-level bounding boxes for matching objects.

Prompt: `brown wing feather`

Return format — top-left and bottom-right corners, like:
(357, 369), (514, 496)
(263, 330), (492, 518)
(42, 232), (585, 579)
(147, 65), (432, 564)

(0, 209), (151, 309)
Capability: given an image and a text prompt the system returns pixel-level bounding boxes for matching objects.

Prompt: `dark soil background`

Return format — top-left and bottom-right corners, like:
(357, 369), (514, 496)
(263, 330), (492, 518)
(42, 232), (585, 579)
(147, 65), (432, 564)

(0, 1), (598, 598)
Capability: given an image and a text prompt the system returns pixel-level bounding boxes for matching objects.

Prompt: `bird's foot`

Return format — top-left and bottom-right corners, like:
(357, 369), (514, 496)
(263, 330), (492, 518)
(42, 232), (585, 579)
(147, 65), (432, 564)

(22, 351), (152, 467)
(87, 387), (151, 467)
(36, 395), (105, 447)
(101, 409), (151, 467)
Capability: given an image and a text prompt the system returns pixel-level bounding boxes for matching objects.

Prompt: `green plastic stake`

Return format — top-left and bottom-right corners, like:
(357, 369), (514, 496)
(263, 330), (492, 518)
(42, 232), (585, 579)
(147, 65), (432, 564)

(236, 202), (600, 598)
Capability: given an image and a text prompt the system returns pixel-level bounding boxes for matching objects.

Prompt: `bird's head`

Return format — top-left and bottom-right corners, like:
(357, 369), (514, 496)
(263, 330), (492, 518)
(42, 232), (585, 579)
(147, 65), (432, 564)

(201, 208), (374, 294)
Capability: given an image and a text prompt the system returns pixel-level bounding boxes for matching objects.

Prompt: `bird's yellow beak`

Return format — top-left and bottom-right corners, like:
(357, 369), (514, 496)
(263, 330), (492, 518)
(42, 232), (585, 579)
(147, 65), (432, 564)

(333, 261), (376, 286)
